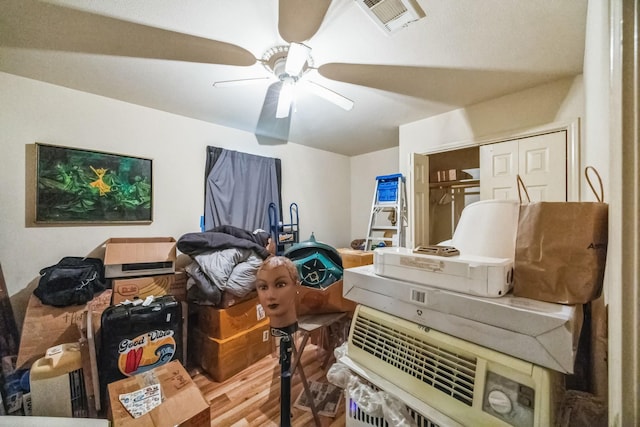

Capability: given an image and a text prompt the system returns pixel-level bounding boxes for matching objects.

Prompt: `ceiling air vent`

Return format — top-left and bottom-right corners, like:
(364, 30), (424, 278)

(355, 0), (426, 34)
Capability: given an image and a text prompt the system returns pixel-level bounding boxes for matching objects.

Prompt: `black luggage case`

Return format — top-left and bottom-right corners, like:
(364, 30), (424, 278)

(98, 295), (183, 404)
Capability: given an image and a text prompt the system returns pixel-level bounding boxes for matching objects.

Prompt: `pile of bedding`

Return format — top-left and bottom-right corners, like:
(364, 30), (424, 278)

(178, 225), (272, 306)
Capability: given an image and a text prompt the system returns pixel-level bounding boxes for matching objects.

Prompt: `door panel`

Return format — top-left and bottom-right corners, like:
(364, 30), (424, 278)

(518, 131), (567, 201)
(480, 131), (567, 202)
(480, 139), (519, 200)
(411, 153), (429, 248)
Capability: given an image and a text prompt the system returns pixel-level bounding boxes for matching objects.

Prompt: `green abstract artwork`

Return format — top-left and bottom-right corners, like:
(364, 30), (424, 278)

(35, 143), (153, 223)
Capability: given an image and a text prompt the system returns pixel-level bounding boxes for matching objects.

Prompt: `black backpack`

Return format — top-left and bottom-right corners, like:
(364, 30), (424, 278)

(34, 257), (106, 307)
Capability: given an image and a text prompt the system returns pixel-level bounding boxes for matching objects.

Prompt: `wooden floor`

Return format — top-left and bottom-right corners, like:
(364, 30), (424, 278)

(189, 342), (347, 427)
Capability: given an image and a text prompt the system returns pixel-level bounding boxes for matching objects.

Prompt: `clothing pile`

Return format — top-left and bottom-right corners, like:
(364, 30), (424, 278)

(177, 225), (271, 306)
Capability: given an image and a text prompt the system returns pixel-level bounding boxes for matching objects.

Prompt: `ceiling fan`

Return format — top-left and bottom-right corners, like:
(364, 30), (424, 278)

(214, 43), (354, 118)
(1, 0), (432, 144)
(213, 40), (355, 145)
(210, 0), (365, 145)
(2, 0), (565, 147)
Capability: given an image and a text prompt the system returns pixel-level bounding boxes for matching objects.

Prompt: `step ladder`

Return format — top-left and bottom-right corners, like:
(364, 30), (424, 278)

(364, 173), (407, 251)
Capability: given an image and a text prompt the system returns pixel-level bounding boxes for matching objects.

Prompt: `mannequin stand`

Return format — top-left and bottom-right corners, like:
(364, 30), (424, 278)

(271, 323), (321, 427)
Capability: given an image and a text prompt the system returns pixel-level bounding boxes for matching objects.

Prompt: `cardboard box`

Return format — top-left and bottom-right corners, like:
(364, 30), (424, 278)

(192, 297), (267, 340)
(108, 360), (210, 427)
(219, 290), (257, 308)
(111, 272), (187, 305)
(104, 237), (176, 279)
(429, 169), (472, 183)
(344, 265), (583, 373)
(16, 290), (112, 370)
(189, 318), (271, 382)
(296, 279), (356, 316)
(337, 248), (374, 269)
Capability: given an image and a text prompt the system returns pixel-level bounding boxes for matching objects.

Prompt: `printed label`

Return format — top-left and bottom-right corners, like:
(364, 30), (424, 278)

(256, 304), (266, 321)
(400, 256), (444, 272)
(117, 329), (176, 377)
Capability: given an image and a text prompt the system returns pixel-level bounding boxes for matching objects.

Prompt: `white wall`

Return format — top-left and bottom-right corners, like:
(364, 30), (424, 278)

(343, 76), (587, 250)
(398, 75), (585, 179)
(349, 147), (399, 243)
(0, 72), (351, 326)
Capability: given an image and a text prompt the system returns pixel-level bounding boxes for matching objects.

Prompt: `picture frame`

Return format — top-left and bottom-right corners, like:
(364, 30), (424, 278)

(34, 143), (153, 224)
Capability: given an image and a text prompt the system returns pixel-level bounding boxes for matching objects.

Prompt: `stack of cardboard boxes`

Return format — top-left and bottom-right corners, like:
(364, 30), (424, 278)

(188, 295), (272, 382)
(15, 237), (210, 426)
(16, 285), (113, 417)
(102, 236), (210, 426)
(104, 237), (186, 305)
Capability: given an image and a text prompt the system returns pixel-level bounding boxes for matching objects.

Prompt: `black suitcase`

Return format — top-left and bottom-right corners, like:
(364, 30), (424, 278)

(98, 295), (183, 404)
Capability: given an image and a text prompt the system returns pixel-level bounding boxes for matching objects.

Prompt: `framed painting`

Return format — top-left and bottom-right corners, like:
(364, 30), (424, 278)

(35, 143), (153, 224)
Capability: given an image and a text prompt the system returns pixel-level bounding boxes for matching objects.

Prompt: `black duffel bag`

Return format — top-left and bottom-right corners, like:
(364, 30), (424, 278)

(34, 256), (106, 307)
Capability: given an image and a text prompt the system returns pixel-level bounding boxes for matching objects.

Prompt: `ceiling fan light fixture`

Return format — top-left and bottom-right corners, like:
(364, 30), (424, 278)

(285, 42), (311, 77)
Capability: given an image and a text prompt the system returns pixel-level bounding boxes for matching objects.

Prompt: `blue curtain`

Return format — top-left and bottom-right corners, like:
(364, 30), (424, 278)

(204, 147), (281, 233)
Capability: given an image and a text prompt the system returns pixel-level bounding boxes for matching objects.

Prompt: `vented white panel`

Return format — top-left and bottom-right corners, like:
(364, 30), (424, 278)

(350, 313), (476, 406)
(347, 305), (560, 427)
(355, 0), (425, 33)
(364, 0), (407, 24)
(346, 394), (441, 427)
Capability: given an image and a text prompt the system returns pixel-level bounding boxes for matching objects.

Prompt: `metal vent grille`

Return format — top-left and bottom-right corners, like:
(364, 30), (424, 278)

(363, 0), (408, 25)
(346, 389), (441, 427)
(350, 313), (477, 406)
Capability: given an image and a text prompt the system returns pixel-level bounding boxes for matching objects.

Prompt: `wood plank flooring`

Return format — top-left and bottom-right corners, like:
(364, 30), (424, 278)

(189, 342), (346, 427)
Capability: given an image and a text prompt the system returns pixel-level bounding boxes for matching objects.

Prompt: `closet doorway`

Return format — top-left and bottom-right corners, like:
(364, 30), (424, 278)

(409, 119), (580, 249)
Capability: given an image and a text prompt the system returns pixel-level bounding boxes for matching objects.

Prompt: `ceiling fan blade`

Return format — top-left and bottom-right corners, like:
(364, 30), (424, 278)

(302, 81), (354, 111)
(278, 0), (332, 43)
(319, 63), (574, 106)
(213, 77), (272, 88)
(0, 0), (256, 67)
(256, 82), (292, 145)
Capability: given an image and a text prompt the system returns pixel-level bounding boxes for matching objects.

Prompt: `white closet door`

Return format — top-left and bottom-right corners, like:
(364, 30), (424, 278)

(480, 131), (567, 201)
(480, 139), (519, 200)
(518, 131), (567, 201)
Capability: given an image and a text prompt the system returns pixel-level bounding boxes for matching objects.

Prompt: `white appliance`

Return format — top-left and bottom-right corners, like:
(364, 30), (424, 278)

(29, 343), (88, 418)
(346, 305), (563, 427)
(374, 199), (520, 298)
(374, 247), (513, 297)
(343, 265), (581, 373)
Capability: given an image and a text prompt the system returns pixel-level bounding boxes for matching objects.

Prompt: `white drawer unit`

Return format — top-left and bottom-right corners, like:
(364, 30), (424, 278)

(347, 305), (563, 427)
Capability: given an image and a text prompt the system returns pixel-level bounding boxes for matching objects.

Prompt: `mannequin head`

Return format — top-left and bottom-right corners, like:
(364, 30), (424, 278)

(255, 256), (300, 329)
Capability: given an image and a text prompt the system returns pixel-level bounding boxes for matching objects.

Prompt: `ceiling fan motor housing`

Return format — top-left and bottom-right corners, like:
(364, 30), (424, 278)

(262, 45), (312, 82)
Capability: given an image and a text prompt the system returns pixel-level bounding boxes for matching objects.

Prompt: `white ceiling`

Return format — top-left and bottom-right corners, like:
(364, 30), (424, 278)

(0, 0), (588, 156)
